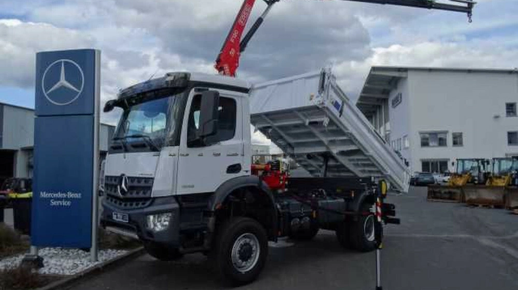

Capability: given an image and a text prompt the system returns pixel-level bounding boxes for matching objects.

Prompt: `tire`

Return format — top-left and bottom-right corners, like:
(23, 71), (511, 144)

(210, 217), (268, 286)
(289, 224), (319, 241)
(349, 204), (377, 252)
(335, 220), (352, 249)
(144, 241), (184, 261)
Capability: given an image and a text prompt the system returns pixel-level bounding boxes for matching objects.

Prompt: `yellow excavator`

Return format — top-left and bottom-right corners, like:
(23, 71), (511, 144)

(503, 158), (518, 211)
(427, 158), (490, 202)
(464, 158), (518, 207)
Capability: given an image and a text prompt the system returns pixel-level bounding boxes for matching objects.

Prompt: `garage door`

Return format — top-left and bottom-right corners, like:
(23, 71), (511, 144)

(0, 150), (15, 185)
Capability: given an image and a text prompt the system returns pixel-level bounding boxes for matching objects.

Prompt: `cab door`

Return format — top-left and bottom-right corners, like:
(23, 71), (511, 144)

(176, 88), (246, 195)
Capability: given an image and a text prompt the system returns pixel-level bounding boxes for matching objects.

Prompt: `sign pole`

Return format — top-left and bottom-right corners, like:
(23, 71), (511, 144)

(374, 194), (383, 290)
(90, 50), (101, 262)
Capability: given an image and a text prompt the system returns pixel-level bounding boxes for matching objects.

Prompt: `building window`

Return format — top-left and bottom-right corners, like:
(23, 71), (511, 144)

(422, 160), (449, 173)
(392, 140), (396, 149)
(392, 93), (402, 108)
(452, 132), (463, 147)
(506, 103), (517, 117)
(403, 135), (409, 149)
(509, 131), (518, 146)
(420, 132), (447, 147)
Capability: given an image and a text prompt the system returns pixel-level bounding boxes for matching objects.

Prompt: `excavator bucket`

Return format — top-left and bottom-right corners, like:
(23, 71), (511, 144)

(505, 187), (518, 210)
(463, 185), (506, 207)
(427, 185), (464, 203)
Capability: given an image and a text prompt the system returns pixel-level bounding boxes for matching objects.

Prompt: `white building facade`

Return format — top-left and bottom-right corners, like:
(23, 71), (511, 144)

(357, 67), (518, 174)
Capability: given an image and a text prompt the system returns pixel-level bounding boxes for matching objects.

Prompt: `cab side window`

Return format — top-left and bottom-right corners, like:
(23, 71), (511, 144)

(187, 95), (237, 146)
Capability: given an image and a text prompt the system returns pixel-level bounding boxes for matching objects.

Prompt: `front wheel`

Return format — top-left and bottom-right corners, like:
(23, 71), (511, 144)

(210, 217), (268, 286)
(144, 242), (184, 261)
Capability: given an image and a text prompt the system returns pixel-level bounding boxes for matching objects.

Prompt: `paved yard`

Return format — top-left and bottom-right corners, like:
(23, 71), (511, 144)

(71, 187), (518, 290)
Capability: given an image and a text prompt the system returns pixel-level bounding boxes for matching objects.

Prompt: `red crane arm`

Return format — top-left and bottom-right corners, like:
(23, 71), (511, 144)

(214, 0), (257, 77)
(215, 0), (475, 77)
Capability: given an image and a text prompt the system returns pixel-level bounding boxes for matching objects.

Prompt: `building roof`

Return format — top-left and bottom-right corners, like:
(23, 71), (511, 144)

(0, 101), (34, 112)
(356, 66), (518, 118)
(0, 101), (116, 128)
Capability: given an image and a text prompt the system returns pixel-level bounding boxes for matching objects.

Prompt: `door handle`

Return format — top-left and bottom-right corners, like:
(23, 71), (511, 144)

(227, 153), (239, 157)
(213, 153), (221, 157)
(169, 153), (177, 157)
(180, 153), (189, 157)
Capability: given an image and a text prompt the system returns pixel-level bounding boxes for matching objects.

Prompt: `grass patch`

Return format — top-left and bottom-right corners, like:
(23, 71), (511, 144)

(99, 228), (141, 250)
(0, 224), (28, 259)
(0, 266), (53, 290)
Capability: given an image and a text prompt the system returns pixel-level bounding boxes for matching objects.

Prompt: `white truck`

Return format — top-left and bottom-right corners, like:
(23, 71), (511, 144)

(101, 70), (404, 285)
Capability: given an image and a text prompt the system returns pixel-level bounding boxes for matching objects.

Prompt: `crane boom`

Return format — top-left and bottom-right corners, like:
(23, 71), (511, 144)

(215, 0), (278, 77)
(215, 0), (476, 77)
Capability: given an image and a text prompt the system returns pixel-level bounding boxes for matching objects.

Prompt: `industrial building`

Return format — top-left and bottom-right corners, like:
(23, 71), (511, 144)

(357, 66), (518, 174)
(0, 102), (115, 184)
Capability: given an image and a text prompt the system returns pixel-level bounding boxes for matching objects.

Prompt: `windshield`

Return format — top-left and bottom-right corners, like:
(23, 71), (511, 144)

(456, 160), (479, 174)
(494, 159), (518, 175)
(113, 92), (184, 152)
(493, 159), (512, 175)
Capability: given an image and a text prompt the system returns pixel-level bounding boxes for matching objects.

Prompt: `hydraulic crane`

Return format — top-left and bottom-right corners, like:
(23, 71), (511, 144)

(214, 0), (476, 77)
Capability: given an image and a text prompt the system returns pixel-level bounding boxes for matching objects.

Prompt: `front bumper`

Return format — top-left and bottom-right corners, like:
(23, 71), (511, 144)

(101, 196), (180, 246)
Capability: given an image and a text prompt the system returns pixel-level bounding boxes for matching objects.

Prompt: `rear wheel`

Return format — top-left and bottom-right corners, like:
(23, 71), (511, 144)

(144, 242), (184, 261)
(210, 217), (268, 286)
(349, 204), (377, 252)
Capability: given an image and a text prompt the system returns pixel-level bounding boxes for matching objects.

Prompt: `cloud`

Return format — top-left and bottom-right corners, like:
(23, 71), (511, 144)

(0, 19), (94, 88)
(0, 0), (517, 127)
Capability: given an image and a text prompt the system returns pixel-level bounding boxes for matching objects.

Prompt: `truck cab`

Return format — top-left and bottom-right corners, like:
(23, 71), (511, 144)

(101, 72), (261, 240)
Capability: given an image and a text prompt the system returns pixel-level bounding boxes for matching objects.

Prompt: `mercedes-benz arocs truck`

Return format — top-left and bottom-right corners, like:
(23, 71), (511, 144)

(100, 70), (405, 285)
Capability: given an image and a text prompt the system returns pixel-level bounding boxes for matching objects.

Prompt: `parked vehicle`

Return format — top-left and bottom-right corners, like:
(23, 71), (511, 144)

(101, 70), (403, 285)
(410, 172), (420, 186)
(427, 159), (490, 202)
(0, 178), (33, 207)
(505, 158), (518, 210)
(464, 157), (518, 207)
(413, 172), (436, 186)
(434, 172), (451, 185)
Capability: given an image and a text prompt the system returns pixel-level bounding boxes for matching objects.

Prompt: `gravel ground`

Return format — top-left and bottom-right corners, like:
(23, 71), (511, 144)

(0, 248), (127, 276)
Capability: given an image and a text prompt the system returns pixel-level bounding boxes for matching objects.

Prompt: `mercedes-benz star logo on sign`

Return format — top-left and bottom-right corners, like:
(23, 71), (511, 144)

(117, 175), (129, 197)
(42, 59), (84, 106)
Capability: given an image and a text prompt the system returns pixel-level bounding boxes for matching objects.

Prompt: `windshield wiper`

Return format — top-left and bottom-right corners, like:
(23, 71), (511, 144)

(115, 134), (160, 151)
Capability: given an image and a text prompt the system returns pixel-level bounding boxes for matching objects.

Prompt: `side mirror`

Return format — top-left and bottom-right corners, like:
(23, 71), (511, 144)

(198, 91), (220, 140)
(104, 100), (116, 113)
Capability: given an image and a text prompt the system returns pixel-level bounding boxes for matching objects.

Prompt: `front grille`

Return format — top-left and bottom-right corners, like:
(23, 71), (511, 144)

(104, 175), (154, 209)
(105, 195), (152, 209)
(104, 175), (154, 199)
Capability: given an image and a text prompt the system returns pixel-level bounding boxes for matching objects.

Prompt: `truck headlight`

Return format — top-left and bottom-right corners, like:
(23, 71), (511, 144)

(146, 213), (172, 232)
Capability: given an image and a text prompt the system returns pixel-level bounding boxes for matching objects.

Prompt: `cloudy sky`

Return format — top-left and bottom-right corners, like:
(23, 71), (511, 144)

(0, 0), (516, 133)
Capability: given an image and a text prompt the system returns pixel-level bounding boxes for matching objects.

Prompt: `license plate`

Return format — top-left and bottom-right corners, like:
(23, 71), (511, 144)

(112, 212), (129, 223)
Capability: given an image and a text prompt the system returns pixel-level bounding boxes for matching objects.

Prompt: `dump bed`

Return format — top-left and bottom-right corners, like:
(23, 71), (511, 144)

(249, 69), (410, 192)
